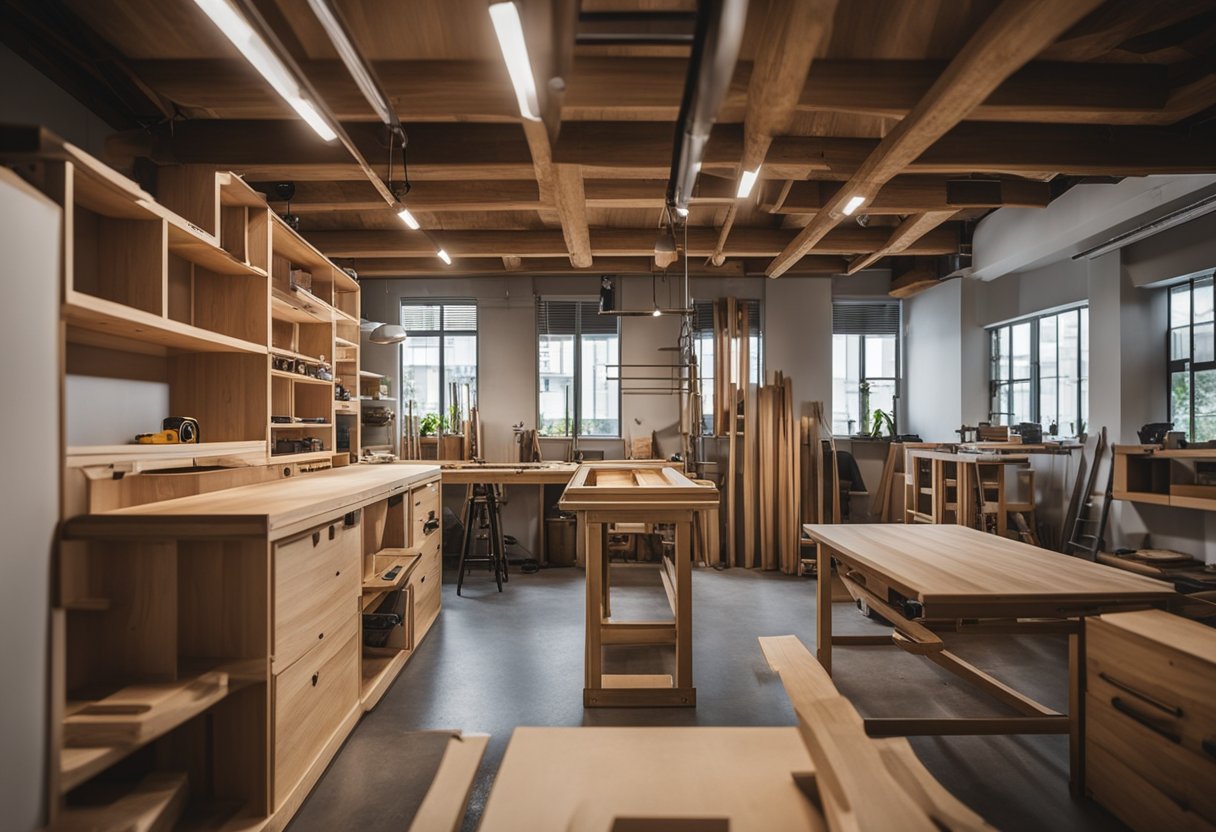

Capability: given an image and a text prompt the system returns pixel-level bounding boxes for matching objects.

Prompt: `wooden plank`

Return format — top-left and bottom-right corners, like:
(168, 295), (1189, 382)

(847, 211), (958, 274)
(407, 733), (490, 832)
(766, 0), (1105, 277)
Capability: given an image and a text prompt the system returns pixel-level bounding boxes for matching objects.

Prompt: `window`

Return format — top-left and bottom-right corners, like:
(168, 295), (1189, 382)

(399, 301), (477, 426)
(832, 302), (900, 436)
(537, 299), (620, 437)
(988, 306), (1088, 433)
(691, 300), (763, 434)
(1168, 272), (1216, 442)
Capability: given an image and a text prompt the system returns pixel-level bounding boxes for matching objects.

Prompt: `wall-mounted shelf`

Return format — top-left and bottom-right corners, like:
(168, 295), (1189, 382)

(1113, 445), (1216, 511)
(270, 369), (334, 386)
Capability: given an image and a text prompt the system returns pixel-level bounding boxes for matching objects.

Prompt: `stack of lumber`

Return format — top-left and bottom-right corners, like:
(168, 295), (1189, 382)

(800, 401), (840, 528)
(516, 429), (542, 462)
(757, 373), (802, 573)
(870, 441), (907, 522)
(713, 298), (756, 569)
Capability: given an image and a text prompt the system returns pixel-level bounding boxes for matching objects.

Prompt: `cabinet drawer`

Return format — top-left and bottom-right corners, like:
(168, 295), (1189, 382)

(273, 615), (358, 808)
(411, 545), (442, 633)
(1087, 693), (1216, 824)
(411, 481), (440, 547)
(1088, 619), (1216, 756)
(273, 518), (360, 671)
(1087, 728), (1216, 832)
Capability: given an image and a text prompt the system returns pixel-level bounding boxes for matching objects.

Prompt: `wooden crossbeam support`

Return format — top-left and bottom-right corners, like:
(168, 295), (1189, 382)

(258, 180), (544, 214)
(1041, 0), (1215, 62)
(847, 211), (958, 274)
(345, 255), (846, 277)
(766, 0), (1104, 277)
(553, 164), (593, 267)
(761, 177), (1052, 215)
(127, 57), (1199, 126)
(126, 120), (1216, 184)
(304, 225), (959, 260)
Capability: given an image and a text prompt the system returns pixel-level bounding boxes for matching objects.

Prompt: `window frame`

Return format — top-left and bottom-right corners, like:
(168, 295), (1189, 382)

(536, 298), (623, 439)
(831, 300), (902, 437)
(1167, 272), (1216, 443)
(987, 305), (1088, 433)
(398, 300), (479, 426)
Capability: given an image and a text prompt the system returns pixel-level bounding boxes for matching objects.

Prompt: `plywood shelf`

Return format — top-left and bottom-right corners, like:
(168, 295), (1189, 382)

(64, 294), (268, 355)
(1111, 490), (1172, 507)
(66, 441), (268, 465)
(268, 449), (334, 463)
(363, 549), (422, 593)
(335, 336), (358, 349)
(270, 422), (332, 430)
(53, 771), (188, 828)
(360, 647), (408, 707)
(166, 220), (266, 277)
(270, 369), (334, 386)
(271, 287), (335, 324)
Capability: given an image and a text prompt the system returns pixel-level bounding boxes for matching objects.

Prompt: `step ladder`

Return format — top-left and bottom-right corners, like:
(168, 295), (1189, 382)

(1065, 427), (1112, 559)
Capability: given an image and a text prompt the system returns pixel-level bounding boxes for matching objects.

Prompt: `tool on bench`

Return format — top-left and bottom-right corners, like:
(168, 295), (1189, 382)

(135, 416), (200, 444)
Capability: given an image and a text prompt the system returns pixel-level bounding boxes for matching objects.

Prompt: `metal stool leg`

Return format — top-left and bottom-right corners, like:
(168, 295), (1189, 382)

(457, 487), (477, 597)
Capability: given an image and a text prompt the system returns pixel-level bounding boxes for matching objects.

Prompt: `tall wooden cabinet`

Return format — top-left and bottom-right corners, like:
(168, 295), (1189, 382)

(1, 127), (434, 831)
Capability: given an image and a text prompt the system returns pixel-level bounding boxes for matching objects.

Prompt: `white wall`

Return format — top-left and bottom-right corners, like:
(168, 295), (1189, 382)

(0, 170), (60, 831)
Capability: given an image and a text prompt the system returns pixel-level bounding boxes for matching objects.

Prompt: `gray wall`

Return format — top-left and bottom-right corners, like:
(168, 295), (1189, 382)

(905, 208), (1216, 561)
(0, 170), (60, 831)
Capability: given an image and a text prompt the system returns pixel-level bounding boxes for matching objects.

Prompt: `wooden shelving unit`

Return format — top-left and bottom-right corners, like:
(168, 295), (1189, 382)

(1112, 445), (1216, 510)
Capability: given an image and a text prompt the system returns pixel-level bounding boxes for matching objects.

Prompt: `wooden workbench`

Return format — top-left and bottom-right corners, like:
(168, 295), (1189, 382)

(437, 462), (580, 566)
(559, 464), (719, 707)
(803, 523), (1176, 793)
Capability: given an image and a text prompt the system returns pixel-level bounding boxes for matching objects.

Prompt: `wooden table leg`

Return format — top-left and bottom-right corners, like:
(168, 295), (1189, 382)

(601, 525), (611, 618)
(675, 521), (692, 692)
(537, 484), (546, 566)
(1069, 622), (1087, 796)
(957, 462), (973, 527)
(817, 541), (832, 675)
(585, 520), (603, 700)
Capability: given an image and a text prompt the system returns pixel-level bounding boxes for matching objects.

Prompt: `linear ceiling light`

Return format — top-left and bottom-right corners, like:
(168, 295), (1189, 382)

(489, 1), (542, 121)
(842, 195), (866, 216)
(437, 249), (453, 265)
(193, 0), (337, 141)
(736, 168), (760, 199)
(397, 207), (421, 230)
(305, 0), (393, 125)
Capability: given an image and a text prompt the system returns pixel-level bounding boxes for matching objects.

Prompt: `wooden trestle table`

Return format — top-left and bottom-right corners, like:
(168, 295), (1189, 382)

(803, 523), (1177, 793)
(560, 463), (719, 707)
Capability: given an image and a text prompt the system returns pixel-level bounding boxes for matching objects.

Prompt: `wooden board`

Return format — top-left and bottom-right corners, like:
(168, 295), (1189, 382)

(560, 463), (719, 511)
(803, 524), (1175, 614)
(438, 461), (578, 485)
(65, 465), (440, 541)
(479, 727), (823, 832)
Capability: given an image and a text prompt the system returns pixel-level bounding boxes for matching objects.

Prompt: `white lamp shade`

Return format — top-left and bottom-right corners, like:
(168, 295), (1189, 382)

(369, 323), (407, 344)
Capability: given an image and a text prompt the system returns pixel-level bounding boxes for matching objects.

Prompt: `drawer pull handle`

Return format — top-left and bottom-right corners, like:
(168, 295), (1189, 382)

(1099, 673), (1183, 717)
(1111, 697), (1182, 743)
(423, 516), (440, 534)
(420, 575), (425, 583)
(318, 632), (324, 640)
(311, 672), (319, 687)
(329, 525), (336, 540)
(312, 531), (321, 546)
(335, 570), (341, 577)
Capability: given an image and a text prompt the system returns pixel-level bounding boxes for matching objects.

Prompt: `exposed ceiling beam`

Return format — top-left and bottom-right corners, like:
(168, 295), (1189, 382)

(125, 57), (1201, 126)
(343, 255), (846, 277)
(767, 0), (1106, 278)
(1041, 0), (1215, 62)
(120, 120), (1216, 185)
(553, 163), (593, 267)
(255, 179), (543, 213)
(846, 211), (958, 274)
(760, 177), (1053, 215)
(304, 225), (959, 259)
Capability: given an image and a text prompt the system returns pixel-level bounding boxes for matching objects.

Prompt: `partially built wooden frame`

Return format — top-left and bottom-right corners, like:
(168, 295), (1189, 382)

(559, 464), (718, 707)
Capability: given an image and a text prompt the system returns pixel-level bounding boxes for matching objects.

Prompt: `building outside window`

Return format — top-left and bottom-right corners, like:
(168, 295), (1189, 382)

(832, 301), (900, 436)
(537, 298), (620, 437)
(399, 301), (478, 427)
(988, 306), (1088, 434)
(691, 300), (763, 434)
(1168, 271), (1216, 442)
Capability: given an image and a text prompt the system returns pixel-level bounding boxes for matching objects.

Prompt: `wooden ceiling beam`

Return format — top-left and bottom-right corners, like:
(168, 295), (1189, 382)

(254, 180), (544, 213)
(761, 177), (1053, 215)
(304, 225), (958, 260)
(346, 255), (844, 277)
(127, 57), (1196, 126)
(584, 178), (737, 207)
(846, 211), (959, 274)
(767, 0), (1107, 278)
(1041, 0), (1216, 62)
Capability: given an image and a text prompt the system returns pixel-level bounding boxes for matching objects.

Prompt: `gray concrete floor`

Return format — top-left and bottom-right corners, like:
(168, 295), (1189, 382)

(289, 563), (1126, 832)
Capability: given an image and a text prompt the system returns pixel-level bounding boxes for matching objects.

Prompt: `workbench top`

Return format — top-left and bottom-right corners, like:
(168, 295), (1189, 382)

(65, 464), (440, 541)
(804, 524), (1175, 611)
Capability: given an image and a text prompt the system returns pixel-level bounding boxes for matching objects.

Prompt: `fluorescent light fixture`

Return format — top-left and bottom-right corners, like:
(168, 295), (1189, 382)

(736, 168), (760, 199)
(842, 195), (866, 216)
(193, 0), (337, 142)
(397, 207), (421, 230)
(437, 248), (452, 265)
(489, 1), (541, 121)
(652, 308), (662, 317)
(1073, 192), (1216, 260)
(305, 0), (392, 125)
(674, 206), (689, 218)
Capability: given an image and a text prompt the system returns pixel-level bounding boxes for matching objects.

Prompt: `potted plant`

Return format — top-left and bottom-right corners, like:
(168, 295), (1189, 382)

(870, 408), (895, 439)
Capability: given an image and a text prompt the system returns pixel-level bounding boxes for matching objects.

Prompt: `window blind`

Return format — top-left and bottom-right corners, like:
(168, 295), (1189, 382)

(400, 300), (477, 333)
(537, 299), (618, 336)
(832, 301), (900, 336)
